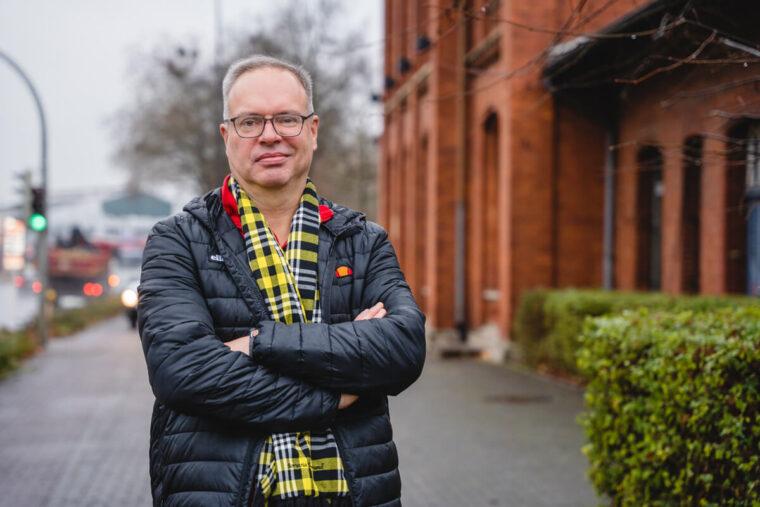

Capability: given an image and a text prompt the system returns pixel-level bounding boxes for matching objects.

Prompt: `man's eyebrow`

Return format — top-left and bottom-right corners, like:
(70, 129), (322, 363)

(234, 110), (304, 116)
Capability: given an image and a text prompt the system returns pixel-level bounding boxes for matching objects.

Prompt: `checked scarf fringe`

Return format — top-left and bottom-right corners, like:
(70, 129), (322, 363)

(228, 177), (349, 503)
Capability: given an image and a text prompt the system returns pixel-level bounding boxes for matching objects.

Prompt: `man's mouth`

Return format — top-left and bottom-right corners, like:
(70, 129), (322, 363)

(255, 152), (290, 164)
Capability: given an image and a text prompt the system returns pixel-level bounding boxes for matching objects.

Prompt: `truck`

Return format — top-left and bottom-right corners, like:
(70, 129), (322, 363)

(49, 227), (113, 299)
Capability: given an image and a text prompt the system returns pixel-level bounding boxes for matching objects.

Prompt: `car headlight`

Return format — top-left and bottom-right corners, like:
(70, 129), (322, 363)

(121, 288), (138, 308)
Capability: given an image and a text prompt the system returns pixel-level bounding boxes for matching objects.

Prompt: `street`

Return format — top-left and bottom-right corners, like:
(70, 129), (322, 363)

(0, 317), (599, 507)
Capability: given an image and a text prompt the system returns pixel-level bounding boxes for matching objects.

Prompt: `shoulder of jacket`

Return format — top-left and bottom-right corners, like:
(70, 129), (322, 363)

(146, 210), (209, 249)
(362, 220), (388, 239)
(150, 211), (194, 235)
(348, 220), (391, 257)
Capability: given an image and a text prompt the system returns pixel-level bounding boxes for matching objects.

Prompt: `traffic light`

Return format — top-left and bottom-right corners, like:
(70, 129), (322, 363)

(28, 186), (47, 232)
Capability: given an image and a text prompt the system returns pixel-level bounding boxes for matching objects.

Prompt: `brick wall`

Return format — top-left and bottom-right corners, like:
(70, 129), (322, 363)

(381, 0), (651, 340)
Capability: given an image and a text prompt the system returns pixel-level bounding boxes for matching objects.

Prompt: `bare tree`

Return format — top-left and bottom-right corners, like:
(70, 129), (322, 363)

(111, 0), (378, 216)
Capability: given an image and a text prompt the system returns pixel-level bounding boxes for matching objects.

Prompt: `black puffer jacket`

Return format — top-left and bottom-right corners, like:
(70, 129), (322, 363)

(138, 186), (426, 507)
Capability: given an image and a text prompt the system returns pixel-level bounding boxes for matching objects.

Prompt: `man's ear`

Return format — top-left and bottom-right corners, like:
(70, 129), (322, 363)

(220, 122), (229, 143)
(310, 115), (319, 151)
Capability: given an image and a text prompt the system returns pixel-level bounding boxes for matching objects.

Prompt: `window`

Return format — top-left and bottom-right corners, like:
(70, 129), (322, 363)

(725, 123), (749, 294)
(482, 113), (500, 316)
(636, 146), (664, 290)
(416, 135), (429, 309)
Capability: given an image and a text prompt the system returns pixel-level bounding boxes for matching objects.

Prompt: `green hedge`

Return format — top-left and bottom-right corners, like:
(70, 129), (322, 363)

(512, 288), (758, 378)
(577, 307), (760, 505)
(0, 329), (37, 380)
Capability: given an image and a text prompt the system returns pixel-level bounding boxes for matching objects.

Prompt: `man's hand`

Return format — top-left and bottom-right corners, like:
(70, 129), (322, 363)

(224, 329), (257, 356)
(354, 302), (386, 321)
(339, 393), (359, 409)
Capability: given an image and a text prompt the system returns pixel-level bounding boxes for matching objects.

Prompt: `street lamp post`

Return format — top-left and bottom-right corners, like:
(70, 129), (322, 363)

(0, 49), (50, 346)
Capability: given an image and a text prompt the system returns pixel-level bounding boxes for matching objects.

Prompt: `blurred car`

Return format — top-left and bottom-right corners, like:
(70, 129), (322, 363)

(120, 277), (139, 328)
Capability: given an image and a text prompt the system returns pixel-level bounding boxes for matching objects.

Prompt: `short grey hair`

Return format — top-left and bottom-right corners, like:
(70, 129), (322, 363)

(222, 55), (314, 119)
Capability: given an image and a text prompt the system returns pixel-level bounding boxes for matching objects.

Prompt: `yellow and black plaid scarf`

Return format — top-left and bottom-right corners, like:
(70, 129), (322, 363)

(229, 176), (350, 503)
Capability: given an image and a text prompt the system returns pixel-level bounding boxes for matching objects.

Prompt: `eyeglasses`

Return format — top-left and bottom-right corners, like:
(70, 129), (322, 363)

(225, 112), (315, 138)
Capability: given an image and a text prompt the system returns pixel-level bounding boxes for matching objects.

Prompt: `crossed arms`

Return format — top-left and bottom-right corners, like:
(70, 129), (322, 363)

(138, 219), (426, 433)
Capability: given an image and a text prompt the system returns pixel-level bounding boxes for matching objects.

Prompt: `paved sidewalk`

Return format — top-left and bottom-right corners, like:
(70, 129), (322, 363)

(0, 317), (153, 507)
(0, 318), (599, 506)
(392, 358), (599, 507)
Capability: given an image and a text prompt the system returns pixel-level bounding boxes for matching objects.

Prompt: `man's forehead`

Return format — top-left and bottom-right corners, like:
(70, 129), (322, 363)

(228, 67), (308, 113)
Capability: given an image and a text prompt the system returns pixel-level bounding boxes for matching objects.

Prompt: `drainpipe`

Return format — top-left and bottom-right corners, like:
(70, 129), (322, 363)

(551, 98), (560, 287)
(602, 115), (618, 290)
(454, 6), (468, 341)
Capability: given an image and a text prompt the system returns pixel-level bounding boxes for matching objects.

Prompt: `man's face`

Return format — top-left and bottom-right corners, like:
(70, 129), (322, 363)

(220, 67), (319, 191)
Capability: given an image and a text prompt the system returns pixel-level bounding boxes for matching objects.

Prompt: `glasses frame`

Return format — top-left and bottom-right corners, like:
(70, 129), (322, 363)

(225, 112), (315, 138)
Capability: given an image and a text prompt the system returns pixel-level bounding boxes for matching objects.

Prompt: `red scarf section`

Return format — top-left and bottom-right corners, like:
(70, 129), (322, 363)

(221, 175), (334, 239)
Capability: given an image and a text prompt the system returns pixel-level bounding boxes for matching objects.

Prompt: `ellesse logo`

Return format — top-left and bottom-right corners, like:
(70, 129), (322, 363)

(335, 266), (353, 278)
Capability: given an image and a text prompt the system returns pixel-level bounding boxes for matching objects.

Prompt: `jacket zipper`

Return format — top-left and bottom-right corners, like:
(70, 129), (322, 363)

(236, 438), (264, 507)
(331, 427), (358, 507)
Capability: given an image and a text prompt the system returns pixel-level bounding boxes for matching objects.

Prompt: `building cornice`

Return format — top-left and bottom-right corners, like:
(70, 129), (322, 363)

(464, 29), (501, 70)
(383, 62), (432, 115)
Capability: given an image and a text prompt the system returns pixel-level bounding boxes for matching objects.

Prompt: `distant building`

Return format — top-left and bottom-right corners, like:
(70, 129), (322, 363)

(53, 190), (172, 262)
(102, 192), (172, 218)
(380, 0), (759, 352)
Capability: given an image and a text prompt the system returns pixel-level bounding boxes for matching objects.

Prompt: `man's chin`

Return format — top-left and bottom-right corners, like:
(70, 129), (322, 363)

(233, 164), (309, 191)
(258, 176), (312, 194)
(255, 172), (294, 189)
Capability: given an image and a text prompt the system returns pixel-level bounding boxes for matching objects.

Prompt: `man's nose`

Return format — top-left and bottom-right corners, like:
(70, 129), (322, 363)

(258, 119), (281, 143)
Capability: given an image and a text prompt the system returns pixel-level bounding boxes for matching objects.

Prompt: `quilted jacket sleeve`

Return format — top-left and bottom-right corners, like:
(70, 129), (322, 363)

(138, 218), (340, 433)
(252, 224), (426, 396)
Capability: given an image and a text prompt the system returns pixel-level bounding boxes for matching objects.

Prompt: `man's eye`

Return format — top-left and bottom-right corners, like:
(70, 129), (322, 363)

(240, 117), (263, 127)
(277, 116), (298, 126)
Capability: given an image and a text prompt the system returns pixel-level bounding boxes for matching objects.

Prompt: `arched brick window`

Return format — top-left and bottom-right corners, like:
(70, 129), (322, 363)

(416, 134), (429, 311)
(636, 146), (664, 290)
(482, 112), (500, 320)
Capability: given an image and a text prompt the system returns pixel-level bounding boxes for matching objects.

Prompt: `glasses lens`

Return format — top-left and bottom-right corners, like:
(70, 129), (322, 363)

(273, 114), (303, 136)
(235, 115), (265, 137)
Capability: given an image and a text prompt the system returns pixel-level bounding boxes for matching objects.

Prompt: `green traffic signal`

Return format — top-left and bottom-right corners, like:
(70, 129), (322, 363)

(28, 186), (47, 232)
(28, 212), (47, 232)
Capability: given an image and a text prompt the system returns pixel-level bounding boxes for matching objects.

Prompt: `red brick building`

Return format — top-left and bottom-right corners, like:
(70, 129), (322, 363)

(380, 0), (759, 352)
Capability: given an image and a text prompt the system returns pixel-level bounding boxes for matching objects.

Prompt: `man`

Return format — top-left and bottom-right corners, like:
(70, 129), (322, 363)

(138, 54), (426, 507)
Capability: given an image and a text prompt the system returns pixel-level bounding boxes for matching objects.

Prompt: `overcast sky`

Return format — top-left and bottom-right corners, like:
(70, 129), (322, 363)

(0, 0), (383, 209)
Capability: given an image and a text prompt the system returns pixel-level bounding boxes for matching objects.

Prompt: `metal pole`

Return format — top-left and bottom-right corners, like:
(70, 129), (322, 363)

(0, 50), (49, 346)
